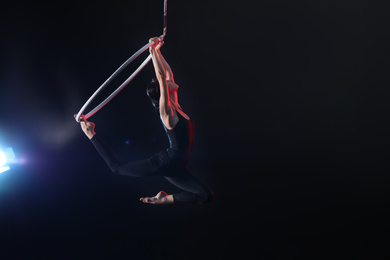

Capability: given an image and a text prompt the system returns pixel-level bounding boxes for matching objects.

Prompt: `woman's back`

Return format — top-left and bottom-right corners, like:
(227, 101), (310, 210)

(164, 112), (195, 167)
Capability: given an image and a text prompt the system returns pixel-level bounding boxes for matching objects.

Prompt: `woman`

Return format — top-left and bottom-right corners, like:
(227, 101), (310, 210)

(76, 37), (213, 204)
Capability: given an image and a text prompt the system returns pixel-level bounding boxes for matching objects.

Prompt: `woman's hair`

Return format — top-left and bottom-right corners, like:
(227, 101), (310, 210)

(146, 78), (160, 108)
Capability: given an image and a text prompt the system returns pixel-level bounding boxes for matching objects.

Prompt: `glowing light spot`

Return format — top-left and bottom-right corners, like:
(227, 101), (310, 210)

(0, 166), (10, 174)
(0, 147), (15, 174)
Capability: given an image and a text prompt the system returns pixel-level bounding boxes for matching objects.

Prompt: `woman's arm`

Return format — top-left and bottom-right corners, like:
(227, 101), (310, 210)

(155, 46), (174, 82)
(149, 38), (174, 121)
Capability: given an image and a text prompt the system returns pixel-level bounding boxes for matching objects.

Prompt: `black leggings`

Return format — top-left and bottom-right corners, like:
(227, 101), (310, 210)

(90, 134), (213, 204)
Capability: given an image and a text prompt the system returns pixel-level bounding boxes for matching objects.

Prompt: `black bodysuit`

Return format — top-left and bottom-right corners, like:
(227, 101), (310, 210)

(90, 113), (213, 204)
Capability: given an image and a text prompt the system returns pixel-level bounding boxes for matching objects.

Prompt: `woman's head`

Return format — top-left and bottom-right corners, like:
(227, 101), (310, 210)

(146, 78), (160, 108)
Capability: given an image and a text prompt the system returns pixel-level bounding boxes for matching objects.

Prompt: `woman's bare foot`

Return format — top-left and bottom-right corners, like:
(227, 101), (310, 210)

(140, 191), (174, 204)
(74, 114), (96, 139)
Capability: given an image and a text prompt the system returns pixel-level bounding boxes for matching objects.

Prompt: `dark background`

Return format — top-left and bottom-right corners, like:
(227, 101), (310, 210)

(1, 0), (389, 258)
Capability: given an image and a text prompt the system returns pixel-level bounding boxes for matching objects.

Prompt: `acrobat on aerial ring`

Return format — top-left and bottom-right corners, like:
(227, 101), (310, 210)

(75, 0), (168, 122)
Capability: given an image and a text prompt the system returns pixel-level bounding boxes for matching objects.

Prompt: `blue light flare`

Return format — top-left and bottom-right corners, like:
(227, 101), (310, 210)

(0, 147), (15, 174)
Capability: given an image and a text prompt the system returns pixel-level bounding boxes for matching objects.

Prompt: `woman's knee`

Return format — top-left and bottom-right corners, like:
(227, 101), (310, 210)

(108, 162), (121, 175)
(197, 188), (214, 204)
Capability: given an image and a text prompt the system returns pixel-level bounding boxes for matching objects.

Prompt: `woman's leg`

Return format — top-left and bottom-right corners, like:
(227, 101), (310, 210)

(164, 169), (214, 204)
(90, 134), (162, 177)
